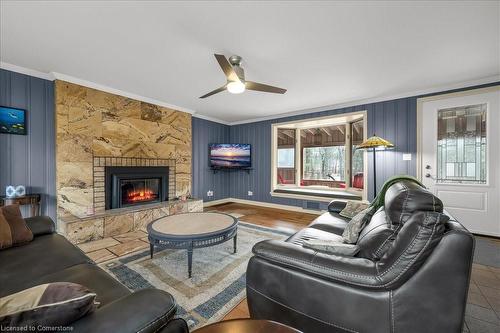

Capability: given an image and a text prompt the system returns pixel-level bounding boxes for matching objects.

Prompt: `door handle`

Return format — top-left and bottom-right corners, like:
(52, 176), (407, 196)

(425, 173), (436, 180)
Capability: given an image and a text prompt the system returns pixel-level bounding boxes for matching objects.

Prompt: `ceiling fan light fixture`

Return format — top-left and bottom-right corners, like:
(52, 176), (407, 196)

(227, 80), (246, 94)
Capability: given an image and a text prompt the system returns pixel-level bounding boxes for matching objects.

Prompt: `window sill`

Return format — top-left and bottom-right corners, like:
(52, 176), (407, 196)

(271, 187), (363, 202)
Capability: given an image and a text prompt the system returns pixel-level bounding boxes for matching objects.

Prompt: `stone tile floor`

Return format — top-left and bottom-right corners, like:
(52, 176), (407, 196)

(78, 230), (149, 263)
(78, 213), (500, 333)
(465, 236), (500, 332)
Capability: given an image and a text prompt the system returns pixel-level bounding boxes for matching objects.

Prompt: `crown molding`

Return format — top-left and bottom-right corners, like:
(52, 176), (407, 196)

(0, 62), (55, 81)
(51, 72), (197, 115)
(226, 74), (500, 125)
(0, 62), (199, 115)
(191, 113), (230, 125)
(2, 61), (498, 126)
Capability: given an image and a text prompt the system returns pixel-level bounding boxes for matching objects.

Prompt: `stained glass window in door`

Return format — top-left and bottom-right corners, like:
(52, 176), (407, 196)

(437, 104), (486, 184)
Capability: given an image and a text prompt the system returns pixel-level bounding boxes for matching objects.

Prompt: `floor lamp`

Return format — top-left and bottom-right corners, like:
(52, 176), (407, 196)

(356, 134), (394, 198)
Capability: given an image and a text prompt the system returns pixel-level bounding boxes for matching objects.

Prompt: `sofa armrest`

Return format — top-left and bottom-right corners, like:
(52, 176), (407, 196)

(25, 216), (55, 236)
(327, 200), (347, 214)
(253, 240), (383, 289)
(72, 289), (182, 333)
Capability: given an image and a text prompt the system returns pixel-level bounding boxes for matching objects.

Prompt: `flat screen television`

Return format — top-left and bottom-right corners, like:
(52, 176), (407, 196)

(209, 143), (251, 169)
(0, 106), (26, 135)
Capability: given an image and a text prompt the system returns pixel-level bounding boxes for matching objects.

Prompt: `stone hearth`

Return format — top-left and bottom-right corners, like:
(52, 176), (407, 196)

(58, 199), (203, 244)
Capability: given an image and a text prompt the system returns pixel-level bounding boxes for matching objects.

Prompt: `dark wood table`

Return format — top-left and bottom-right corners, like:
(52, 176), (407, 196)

(192, 319), (302, 333)
(0, 193), (41, 217)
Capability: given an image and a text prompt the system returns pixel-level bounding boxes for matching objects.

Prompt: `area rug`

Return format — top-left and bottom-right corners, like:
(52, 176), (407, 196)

(100, 221), (291, 329)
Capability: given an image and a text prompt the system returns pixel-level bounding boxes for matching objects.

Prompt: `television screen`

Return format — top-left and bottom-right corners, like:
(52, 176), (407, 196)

(0, 106), (26, 135)
(209, 144), (251, 169)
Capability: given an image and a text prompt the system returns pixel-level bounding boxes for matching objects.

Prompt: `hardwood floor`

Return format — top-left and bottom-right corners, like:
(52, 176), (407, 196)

(205, 202), (318, 320)
(78, 201), (500, 331)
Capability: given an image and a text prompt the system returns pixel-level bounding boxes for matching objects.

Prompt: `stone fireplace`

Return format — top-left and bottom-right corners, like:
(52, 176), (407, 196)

(55, 81), (202, 244)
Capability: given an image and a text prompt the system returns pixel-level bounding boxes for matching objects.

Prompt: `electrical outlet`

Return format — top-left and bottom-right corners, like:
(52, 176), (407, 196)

(207, 190), (214, 197)
(248, 191), (253, 196)
(403, 153), (412, 161)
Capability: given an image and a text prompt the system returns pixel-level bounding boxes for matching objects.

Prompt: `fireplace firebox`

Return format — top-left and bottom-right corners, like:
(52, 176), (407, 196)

(105, 166), (169, 209)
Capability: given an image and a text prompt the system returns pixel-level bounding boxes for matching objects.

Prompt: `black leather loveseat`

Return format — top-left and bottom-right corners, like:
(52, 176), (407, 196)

(247, 180), (474, 333)
(0, 215), (188, 333)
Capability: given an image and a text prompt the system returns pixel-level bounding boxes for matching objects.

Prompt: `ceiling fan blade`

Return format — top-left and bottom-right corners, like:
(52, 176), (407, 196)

(199, 85), (227, 99)
(246, 81), (287, 94)
(214, 54), (240, 82)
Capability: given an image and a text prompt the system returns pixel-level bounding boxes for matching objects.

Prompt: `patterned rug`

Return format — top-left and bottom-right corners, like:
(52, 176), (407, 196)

(100, 221), (291, 329)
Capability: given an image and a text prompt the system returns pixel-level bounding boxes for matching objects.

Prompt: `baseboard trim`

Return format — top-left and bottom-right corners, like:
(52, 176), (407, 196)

(203, 198), (232, 207)
(203, 197), (323, 215)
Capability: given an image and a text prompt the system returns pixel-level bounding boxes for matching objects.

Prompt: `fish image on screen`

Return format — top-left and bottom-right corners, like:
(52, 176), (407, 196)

(0, 107), (26, 135)
(209, 144), (251, 169)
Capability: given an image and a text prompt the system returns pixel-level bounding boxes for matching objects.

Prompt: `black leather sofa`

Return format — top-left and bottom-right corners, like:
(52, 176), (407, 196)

(247, 180), (474, 333)
(0, 216), (188, 333)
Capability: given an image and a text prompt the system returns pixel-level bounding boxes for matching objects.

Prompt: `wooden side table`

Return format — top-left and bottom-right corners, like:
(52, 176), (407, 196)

(192, 319), (302, 333)
(0, 194), (41, 217)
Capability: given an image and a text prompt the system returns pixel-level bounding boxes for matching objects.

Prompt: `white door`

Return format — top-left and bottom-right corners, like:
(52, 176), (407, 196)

(419, 88), (500, 236)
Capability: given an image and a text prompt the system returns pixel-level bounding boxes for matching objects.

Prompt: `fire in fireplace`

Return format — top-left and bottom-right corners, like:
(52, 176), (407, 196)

(105, 166), (169, 209)
(121, 178), (160, 205)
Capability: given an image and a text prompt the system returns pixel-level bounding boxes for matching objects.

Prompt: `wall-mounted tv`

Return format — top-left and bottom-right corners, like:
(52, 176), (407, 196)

(209, 143), (251, 169)
(0, 106), (26, 135)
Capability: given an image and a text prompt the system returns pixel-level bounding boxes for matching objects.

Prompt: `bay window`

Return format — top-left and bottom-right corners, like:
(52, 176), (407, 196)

(271, 112), (367, 200)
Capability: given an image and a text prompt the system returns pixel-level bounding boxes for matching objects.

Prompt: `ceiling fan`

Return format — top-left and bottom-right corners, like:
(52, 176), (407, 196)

(200, 54), (287, 98)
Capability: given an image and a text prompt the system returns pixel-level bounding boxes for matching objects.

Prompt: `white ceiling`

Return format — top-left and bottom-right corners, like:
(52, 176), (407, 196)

(1, 1), (499, 124)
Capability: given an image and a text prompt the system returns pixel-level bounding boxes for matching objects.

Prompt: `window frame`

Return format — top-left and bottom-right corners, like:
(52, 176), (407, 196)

(271, 111), (368, 201)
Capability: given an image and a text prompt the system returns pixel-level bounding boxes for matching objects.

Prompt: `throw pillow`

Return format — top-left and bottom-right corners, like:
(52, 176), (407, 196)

(0, 205), (33, 249)
(339, 200), (370, 219)
(0, 212), (13, 249)
(303, 239), (360, 256)
(342, 206), (376, 244)
(0, 282), (98, 328)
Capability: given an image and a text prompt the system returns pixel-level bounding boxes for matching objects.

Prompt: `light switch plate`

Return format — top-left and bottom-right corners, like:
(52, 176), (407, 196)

(403, 153), (412, 161)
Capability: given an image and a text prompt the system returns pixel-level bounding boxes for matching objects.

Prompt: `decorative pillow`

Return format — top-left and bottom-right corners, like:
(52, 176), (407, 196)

(339, 200), (370, 219)
(0, 282), (98, 327)
(0, 205), (33, 249)
(303, 239), (360, 256)
(342, 206), (376, 244)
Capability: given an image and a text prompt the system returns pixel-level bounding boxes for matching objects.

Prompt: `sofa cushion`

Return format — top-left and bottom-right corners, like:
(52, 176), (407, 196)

(375, 211), (448, 288)
(356, 208), (395, 259)
(0, 282), (97, 327)
(287, 227), (343, 246)
(0, 234), (91, 297)
(30, 264), (130, 307)
(0, 205), (33, 249)
(384, 180), (443, 226)
(308, 212), (348, 235)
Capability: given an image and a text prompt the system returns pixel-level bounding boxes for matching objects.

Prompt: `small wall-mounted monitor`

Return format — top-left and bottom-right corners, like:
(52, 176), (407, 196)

(0, 106), (26, 135)
(209, 143), (251, 169)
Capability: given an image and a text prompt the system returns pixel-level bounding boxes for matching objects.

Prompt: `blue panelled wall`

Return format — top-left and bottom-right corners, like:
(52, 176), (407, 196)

(0, 69), (56, 219)
(2, 67), (497, 216)
(191, 117), (231, 202)
(192, 81), (500, 209)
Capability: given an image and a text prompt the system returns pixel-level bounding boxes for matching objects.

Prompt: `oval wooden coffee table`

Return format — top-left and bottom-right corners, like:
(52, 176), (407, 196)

(147, 212), (238, 278)
(192, 319), (302, 333)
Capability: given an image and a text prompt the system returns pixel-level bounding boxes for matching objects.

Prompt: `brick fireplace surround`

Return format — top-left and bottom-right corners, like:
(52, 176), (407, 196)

(58, 154), (202, 244)
(92, 156), (176, 212)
